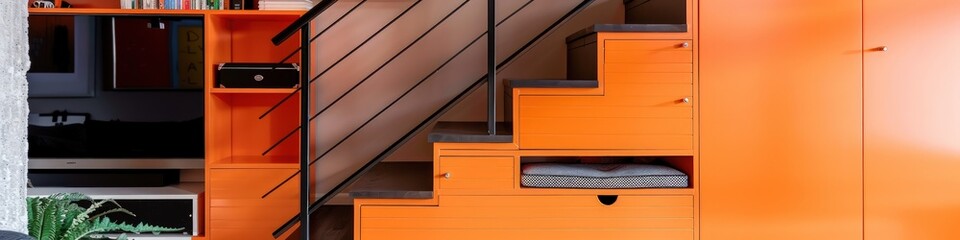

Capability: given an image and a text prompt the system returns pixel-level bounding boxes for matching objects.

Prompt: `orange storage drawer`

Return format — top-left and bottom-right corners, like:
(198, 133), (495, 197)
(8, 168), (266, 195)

(439, 156), (514, 191)
(518, 39), (693, 150)
(359, 195), (694, 240)
(209, 168), (299, 239)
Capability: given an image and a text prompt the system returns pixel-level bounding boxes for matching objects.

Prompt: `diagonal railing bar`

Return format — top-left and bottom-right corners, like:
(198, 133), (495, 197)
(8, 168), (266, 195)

(260, 0), (469, 157)
(259, 0), (425, 120)
(274, 0), (368, 66)
(270, 0), (595, 237)
(260, 0), (533, 199)
(259, 0), (424, 155)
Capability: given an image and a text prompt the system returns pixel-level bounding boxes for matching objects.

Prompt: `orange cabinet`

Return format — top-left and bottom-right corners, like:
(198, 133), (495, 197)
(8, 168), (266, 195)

(518, 40), (693, 150)
(864, 0), (960, 239)
(208, 168), (299, 239)
(699, 0), (864, 239)
(438, 156), (514, 191)
(359, 195), (694, 240)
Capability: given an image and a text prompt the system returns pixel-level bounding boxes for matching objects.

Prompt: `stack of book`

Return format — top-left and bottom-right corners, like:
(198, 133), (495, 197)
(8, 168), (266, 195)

(258, 0), (313, 10)
(120, 0), (227, 10)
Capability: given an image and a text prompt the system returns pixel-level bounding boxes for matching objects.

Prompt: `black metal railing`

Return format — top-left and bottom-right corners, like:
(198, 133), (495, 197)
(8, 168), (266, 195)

(266, 0), (596, 239)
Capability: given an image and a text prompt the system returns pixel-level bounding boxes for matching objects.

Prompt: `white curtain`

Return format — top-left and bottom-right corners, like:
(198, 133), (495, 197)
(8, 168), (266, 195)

(0, 1), (30, 233)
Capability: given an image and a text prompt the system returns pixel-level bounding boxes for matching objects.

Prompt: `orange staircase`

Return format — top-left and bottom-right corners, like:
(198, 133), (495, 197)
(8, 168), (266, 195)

(353, 21), (699, 239)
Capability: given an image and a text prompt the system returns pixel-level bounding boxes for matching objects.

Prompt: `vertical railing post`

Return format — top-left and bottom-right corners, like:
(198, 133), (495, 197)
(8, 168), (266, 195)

(487, 0), (496, 135)
(299, 24), (311, 240)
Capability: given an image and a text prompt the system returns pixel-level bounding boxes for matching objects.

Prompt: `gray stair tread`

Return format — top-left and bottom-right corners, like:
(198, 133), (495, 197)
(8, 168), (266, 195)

(506, 79), (598, 89)
(566, 24), (688, 42)
(350, 191), (434, 199)
(327, 162), (434, 204)
(428, 122), (513, 143)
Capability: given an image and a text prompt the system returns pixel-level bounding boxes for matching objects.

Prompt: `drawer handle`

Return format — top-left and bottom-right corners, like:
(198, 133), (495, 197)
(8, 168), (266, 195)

(597, 195), (618, 206)
(682, 97), (691, 103)
(443, 172), (451, 179)
(679, 42), (690, 48)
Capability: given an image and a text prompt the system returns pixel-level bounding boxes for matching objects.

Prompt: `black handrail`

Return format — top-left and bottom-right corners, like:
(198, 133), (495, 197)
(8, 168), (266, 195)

(269, 0), (596, 237)
(272, 0), (338, 46)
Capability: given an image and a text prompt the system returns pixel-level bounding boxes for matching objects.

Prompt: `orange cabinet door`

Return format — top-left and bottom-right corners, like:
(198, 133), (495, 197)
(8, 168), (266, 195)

(518, 40), (693, 150)
(699, 0), (864, 239)
(864, 0), (960, 239)
(359, 195), (694, 240)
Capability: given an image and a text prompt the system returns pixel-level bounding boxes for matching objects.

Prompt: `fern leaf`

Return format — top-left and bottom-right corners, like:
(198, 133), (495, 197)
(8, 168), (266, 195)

(129, 222), (184, 234)
(59, 203), (87, 240)
(27, 197), (41, 238)
(61, 220), (90, 240)
(38, 200), (60, 240)
(88, 207), (135, 220)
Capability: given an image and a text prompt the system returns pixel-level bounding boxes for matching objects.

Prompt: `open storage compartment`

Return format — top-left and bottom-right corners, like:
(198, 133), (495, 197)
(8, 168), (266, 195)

(519, 156), (694, 190)
(207, 92), (300, 168)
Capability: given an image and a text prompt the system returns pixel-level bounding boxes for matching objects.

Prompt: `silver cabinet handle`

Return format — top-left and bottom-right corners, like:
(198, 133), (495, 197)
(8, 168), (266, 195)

(682, 97), (691, 103)
(443, 172), (451, 179)
(879, 46), (889, 52)
(680, 42), (690, 48)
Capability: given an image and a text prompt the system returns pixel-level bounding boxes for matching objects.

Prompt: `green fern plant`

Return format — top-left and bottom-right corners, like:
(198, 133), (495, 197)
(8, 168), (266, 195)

(27, 192), (184, 240)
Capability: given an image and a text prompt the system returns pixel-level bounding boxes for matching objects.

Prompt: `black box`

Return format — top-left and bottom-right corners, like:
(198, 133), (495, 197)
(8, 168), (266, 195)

(217, 63), (300, 88)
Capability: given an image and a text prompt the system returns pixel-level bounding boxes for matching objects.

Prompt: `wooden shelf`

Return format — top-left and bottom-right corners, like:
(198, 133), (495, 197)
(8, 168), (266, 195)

(210, 88), (297, 94)
(208, 156), (299, 169)
(28, 8), (304, 17)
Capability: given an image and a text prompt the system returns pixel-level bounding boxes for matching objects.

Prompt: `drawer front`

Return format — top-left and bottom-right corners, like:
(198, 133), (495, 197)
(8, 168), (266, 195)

(209, 168), (299, 239)
(360, 195), (694, 240)
(439, 156), (514, 191)
(518, 40), (693, 150)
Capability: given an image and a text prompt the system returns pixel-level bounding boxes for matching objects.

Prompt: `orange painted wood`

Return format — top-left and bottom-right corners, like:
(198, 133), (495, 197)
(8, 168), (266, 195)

(522, 134), (692, 150)
(699, 0), (863, 239)
(521, 105), (691, 118)
(439, 157), (514, 190)
(208, 168), (299, 239)
(864, 0), (960, 239)
(604, 83), (691, 96)
(209, 88), (297, 94)
(605, 72), (694, 84)
(360, 229), (693, 240)
(605, 63), (693, 73)
(208, 93), (300, 162)
(521, 95), (690, 108)
(359, 195), (693, 240)
(517, 39), (692, 150)
(362, 217), (694, 229)
(208, 168), (298, 200)
(521, 117), (692, 135)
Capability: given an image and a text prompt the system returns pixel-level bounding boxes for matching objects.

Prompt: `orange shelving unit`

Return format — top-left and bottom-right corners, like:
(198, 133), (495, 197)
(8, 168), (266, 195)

(203, 11), (305, 239)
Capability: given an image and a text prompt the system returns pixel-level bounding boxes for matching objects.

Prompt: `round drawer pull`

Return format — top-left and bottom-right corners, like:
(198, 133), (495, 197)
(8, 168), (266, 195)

(680, 42), (690, 48)
(443, 172), (451, 179)
(682, 97), (691, 103)
(597, 195), (619, 206)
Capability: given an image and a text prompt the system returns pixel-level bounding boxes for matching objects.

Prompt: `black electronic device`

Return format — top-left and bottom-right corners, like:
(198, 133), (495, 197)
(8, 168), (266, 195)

(216, 63), (300, 88)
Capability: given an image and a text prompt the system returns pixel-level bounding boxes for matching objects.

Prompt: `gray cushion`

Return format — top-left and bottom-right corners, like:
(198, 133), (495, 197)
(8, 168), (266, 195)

(521, 163), (688, 189)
